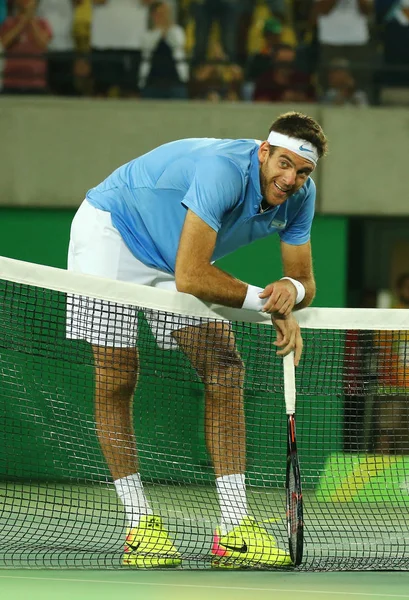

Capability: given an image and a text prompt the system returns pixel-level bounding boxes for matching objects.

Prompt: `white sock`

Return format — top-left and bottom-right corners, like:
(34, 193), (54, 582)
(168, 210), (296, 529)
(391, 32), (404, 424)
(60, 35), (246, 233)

(114, 473), (153, 528)
(216, 473), (248, 536)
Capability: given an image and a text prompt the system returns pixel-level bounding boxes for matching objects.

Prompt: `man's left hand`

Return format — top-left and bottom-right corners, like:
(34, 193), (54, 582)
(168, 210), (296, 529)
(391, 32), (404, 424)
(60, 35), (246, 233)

(259, 279), (297, 316)
(271, 313), (303, 366)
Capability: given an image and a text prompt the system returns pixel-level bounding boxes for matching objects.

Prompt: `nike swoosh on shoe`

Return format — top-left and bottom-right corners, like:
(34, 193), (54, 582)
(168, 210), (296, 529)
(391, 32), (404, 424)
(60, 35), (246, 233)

(221, 542), (248, 553)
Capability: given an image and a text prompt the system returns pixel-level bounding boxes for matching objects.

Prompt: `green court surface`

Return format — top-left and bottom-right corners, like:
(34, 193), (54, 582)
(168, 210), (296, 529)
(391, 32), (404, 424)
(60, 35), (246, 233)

(1, 570), (409, 600)
(2, 483), (408, 571)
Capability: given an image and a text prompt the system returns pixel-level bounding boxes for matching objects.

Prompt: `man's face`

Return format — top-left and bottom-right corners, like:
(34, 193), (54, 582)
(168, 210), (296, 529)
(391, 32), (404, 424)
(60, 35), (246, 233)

(397, 278), (409, 307)
(258, 142), (315, 206)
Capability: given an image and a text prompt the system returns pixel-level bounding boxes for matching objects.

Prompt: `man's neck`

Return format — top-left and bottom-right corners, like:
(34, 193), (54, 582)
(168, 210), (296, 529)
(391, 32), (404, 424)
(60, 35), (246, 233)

(259, 198), (271, 213)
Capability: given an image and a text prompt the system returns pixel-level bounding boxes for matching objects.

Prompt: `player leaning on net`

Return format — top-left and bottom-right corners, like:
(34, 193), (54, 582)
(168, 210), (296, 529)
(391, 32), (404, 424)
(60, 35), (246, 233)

(68, 111), (328, 569)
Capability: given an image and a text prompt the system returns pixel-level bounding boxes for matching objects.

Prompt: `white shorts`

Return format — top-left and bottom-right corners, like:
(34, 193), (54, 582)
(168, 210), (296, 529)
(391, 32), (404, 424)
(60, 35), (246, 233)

(67, 200), (200, 349)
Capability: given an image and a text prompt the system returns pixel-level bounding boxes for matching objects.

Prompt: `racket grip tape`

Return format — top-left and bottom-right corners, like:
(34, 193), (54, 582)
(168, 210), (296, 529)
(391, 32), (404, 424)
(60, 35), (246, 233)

(283, 352), (296, 415)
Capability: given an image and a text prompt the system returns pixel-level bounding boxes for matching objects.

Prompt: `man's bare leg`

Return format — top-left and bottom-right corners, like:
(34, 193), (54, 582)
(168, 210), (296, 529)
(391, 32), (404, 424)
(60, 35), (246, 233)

(93, 346), (181, 568)
(173, 322), (247, 533)
(173, 322), (292, 567)
(93, 345), (140, 480)
(173, 322), (245, 477)
(92, 345), (155, 529)
(92, 345), (181, 566)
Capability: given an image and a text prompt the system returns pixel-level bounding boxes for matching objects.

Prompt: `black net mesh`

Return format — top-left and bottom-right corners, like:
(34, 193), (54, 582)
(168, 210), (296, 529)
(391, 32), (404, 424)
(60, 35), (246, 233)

(1, 274), (409, 570)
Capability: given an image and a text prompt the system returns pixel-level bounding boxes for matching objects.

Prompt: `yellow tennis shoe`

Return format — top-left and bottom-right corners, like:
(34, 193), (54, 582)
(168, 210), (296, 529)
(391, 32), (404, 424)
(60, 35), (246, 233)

(211, 516), (292, 569)
(123, 515), (181, 568)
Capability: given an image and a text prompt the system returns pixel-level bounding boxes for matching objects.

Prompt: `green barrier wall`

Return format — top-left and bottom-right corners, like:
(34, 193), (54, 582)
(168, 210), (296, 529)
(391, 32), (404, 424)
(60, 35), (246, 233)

(0, 209), (347, 487)
(0, 284), (344, 489)
(0, 208), (347, 307)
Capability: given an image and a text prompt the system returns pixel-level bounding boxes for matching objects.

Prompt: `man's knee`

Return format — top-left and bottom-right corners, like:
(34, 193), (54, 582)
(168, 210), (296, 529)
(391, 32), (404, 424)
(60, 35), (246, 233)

(95, 366), (137, 397)
(204, 348), (245, 388)
(93, 346), (139, 399)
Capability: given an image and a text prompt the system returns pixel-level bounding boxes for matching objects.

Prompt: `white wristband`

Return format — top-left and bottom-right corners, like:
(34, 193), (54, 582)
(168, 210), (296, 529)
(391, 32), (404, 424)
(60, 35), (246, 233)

(280, 277), (306, 305)
(242, 285), (267, 312)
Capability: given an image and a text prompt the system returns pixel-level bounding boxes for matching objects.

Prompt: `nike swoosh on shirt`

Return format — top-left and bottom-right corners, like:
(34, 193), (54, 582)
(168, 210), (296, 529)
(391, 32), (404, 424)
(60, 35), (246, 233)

(222, 541), (248, 553)
(299, 145), (313, 153)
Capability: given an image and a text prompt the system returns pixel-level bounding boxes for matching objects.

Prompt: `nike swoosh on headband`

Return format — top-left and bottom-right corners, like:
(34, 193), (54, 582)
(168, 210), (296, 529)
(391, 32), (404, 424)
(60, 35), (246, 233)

(267, 131), (318, 165)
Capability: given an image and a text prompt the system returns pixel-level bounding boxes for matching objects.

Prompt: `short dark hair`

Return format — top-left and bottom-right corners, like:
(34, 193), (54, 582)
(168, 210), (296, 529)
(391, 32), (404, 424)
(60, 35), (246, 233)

(396, 273), (409, 289)
(268, 111), (328, 159)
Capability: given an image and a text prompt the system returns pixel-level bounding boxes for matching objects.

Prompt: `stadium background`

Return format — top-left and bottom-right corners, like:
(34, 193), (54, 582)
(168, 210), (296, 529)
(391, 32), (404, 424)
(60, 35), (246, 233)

(1, 0), (409, 596)
(0, 98), (407, 484)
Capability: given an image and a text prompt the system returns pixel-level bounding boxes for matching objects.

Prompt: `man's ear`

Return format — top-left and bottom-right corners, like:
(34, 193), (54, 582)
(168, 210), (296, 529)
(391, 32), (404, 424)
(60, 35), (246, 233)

(258, 141), (270, 163)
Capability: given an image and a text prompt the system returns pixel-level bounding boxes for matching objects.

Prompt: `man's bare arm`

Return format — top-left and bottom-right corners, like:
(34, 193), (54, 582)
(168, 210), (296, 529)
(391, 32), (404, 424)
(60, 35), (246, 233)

(280, 240), (316, 310)
(258, 240), (315, 315)
(175, 210), (248, 307)
(260, 241), (314, 364)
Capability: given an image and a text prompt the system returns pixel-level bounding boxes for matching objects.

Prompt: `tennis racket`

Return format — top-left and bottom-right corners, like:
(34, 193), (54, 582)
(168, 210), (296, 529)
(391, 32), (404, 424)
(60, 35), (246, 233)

(283, 352), (303, 566)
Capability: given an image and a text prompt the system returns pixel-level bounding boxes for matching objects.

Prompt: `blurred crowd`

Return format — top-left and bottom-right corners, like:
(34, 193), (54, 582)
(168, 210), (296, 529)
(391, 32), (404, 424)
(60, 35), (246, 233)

(0, 0), (409, 105)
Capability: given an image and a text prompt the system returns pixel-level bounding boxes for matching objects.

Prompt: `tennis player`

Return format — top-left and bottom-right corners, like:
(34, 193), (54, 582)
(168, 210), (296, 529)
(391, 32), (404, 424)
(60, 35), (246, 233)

(68, 111), (328, 568)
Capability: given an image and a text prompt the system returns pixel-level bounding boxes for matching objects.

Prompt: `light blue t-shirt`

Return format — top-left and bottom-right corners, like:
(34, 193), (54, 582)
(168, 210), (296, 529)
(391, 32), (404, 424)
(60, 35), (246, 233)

(86, 138), (316, 274)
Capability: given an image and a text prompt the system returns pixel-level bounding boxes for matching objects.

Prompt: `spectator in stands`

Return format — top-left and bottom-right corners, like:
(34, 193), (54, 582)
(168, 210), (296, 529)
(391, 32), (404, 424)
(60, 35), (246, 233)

(310, 0), (373, 94)
(0, 0), (7, 25)
(62, 54), (95, 96)
(91, 0), (151, 97)
(253, 43), (315, 103)
(0, 0), (6, 88)
(321, 58), (369, 106)
(373, 273), (409, 457)
(292, 0), (315, 42)
(139, 1), (188, 99)
(265, 0), (286, 18)
(190, 0), (241, 65)
(73, 0), (92, 53)
(0, 0), (52, 94)
(234, 0), (288, 23)
(37, 0), (76, 95)
(191, 39), (243, 101)
(243, 17), (284, 101)
(394, 273), (409, 309)
(246, 17), (283, 83)
(245, 1), (296, 58)
(380, 0), (409, 86)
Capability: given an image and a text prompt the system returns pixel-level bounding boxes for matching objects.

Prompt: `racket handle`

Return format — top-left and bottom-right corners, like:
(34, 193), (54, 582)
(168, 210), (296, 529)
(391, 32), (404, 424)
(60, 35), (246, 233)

(283, 352), (296, 415)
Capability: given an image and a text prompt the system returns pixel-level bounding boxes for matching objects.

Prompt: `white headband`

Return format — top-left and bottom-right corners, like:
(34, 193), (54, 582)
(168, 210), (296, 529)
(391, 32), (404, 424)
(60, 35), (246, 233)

(267, 131), (319, 166)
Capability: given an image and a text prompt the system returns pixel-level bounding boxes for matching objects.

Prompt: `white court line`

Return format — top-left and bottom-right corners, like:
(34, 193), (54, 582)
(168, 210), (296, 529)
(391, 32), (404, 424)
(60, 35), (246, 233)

(0, 575), (408, 598)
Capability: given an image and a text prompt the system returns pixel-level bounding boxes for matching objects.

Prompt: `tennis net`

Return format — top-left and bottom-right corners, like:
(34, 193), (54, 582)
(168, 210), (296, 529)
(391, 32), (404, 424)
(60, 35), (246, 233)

(0, 255), (408, 571)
